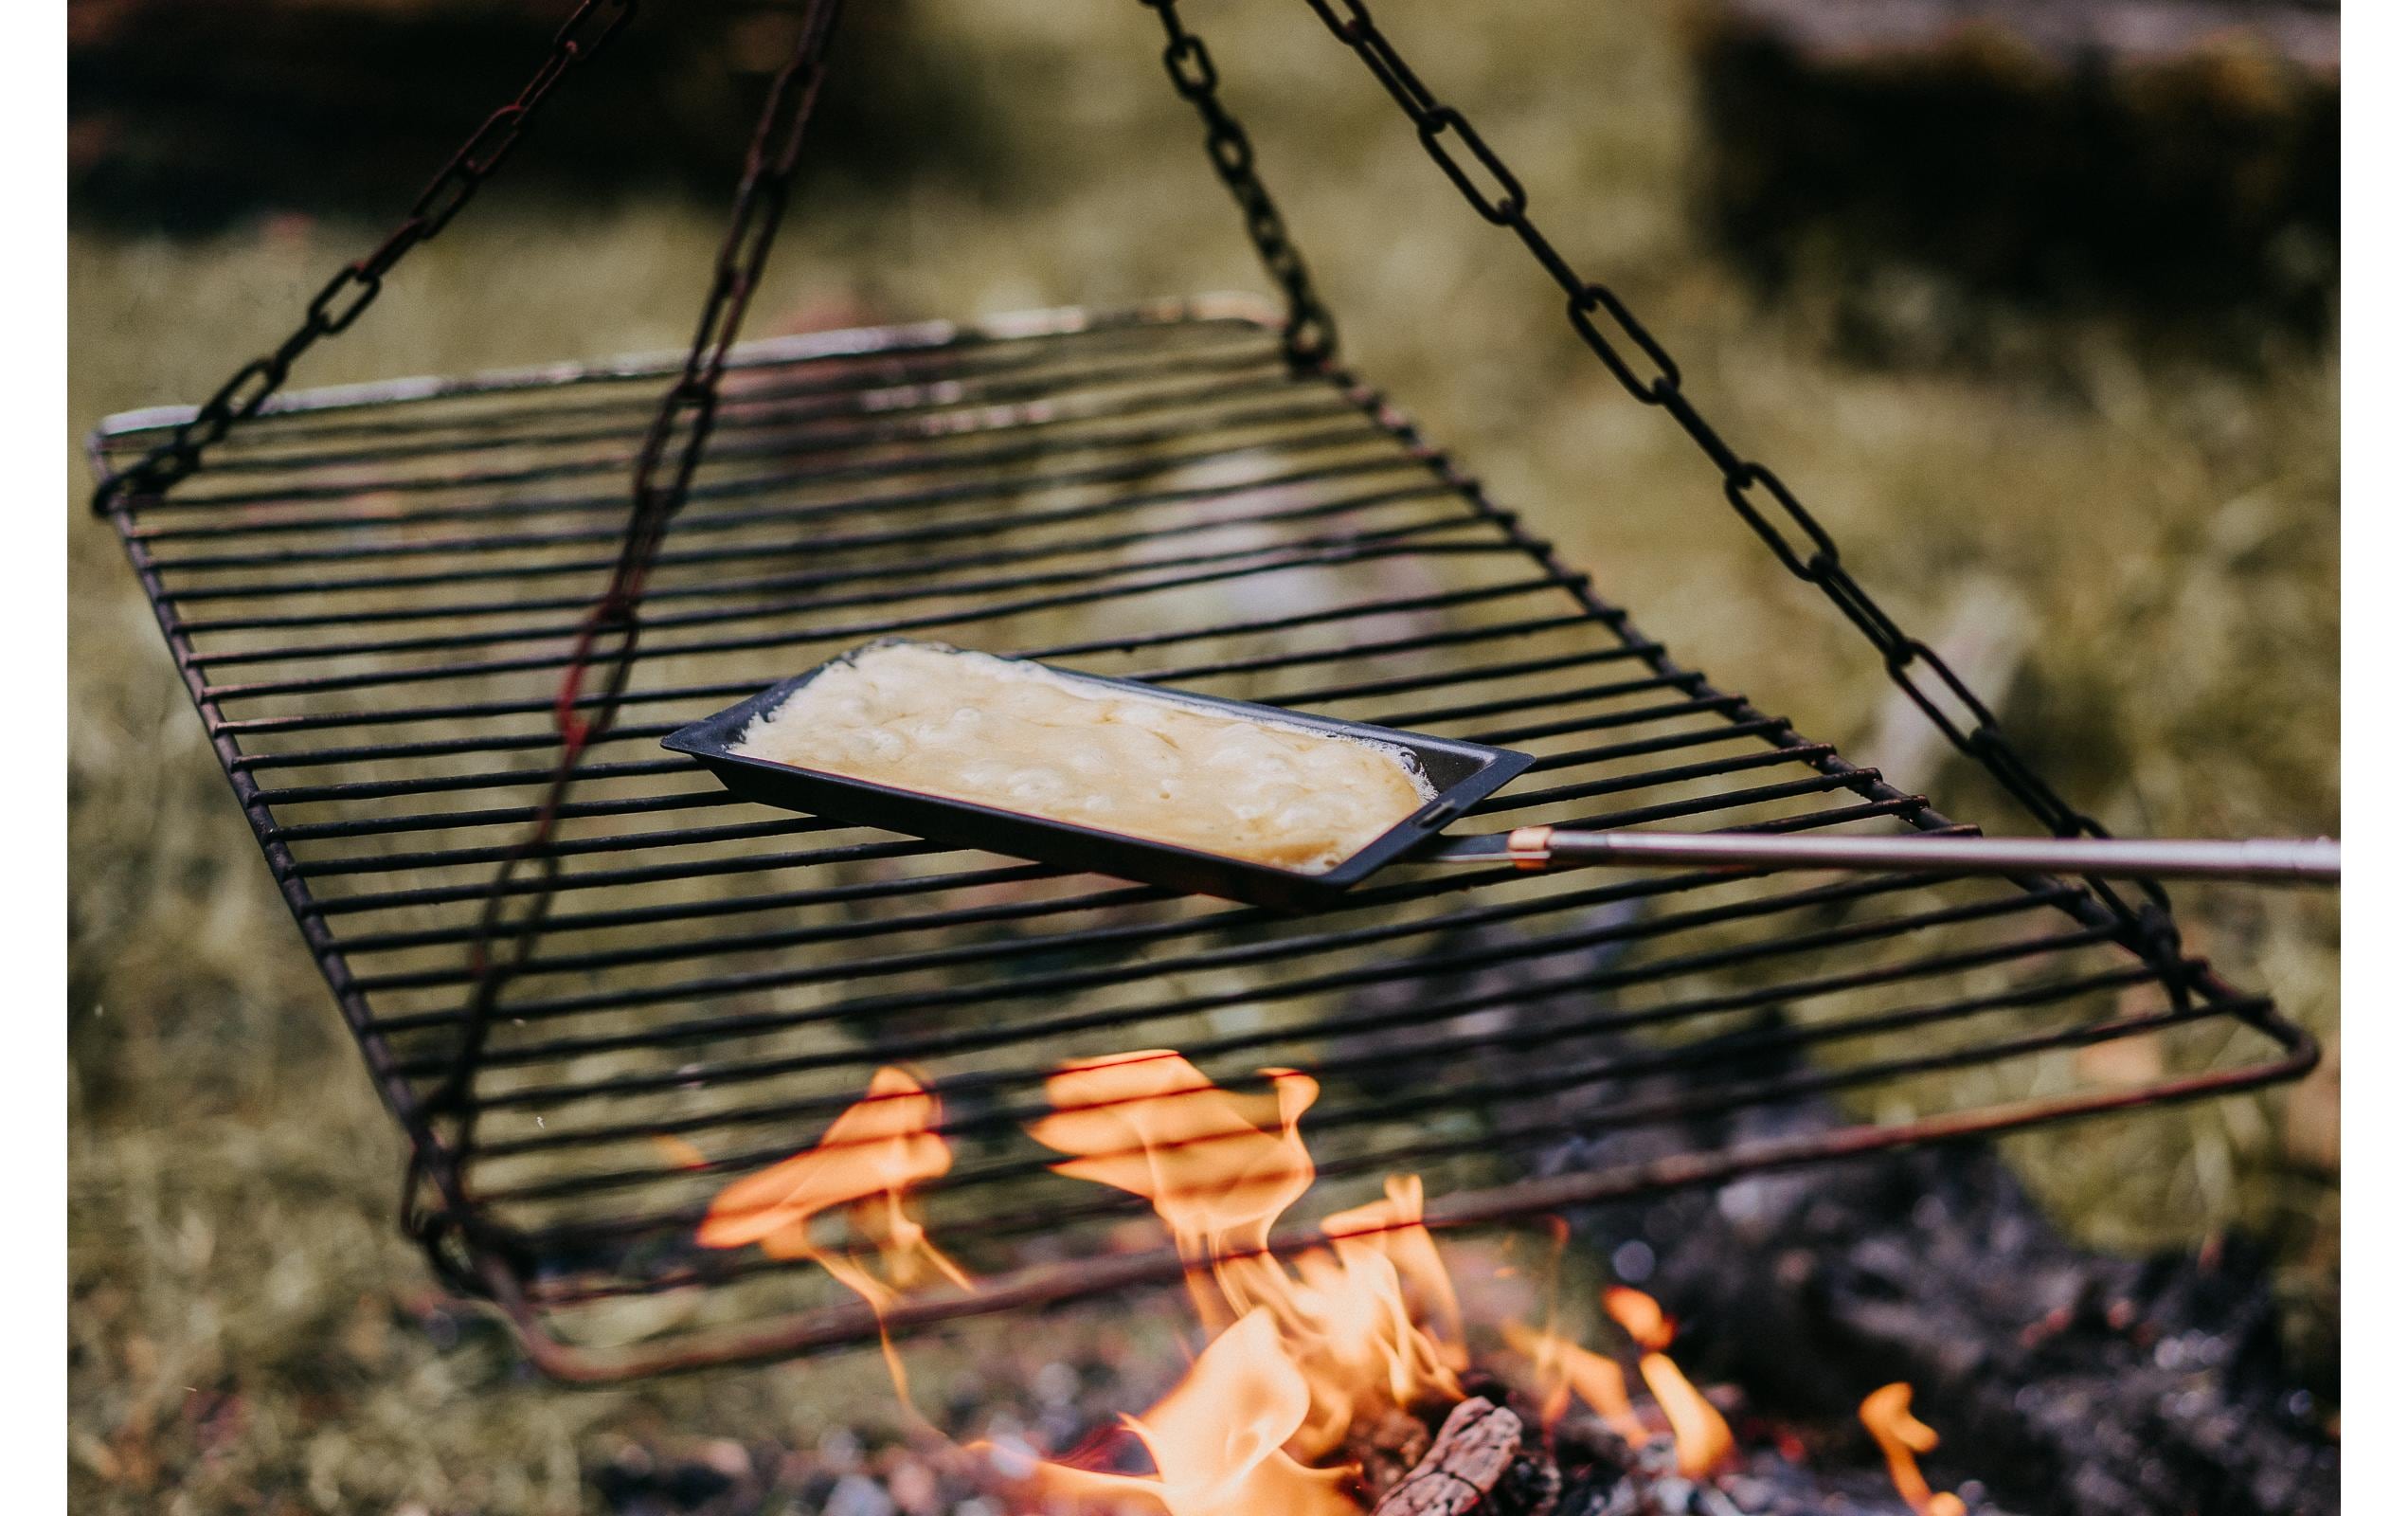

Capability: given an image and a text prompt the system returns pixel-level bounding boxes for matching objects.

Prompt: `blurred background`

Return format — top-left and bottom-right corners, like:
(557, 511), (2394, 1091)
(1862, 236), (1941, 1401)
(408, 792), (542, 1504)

(68, 1), (2338, 1511)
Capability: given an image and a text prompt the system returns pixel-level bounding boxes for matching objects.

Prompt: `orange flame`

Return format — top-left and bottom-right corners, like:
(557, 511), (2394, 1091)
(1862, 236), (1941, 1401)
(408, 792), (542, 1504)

(1605, 1288), (1733, 1479)
(1023, 1052), (1465, 1496)
(1005, 1308), (1357, 1516)
(695, 1065), (970, 1313)
(1028, 1053), (1315, 1249)
(1603, 1287), (1671, 1350)
(1319, 1175), (1460, 1342)
(1501, 1322), (1648, 1444)
(1860, 1382), (1968, 1516)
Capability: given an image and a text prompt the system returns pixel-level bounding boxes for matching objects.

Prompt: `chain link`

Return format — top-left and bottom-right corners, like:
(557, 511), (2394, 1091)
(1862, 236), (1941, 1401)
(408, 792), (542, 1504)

(1295, 0), (2187, 981)
(405, 0), (849, 1264)
(1139, 1), (1336, 366)
(89, 0), (639, 514)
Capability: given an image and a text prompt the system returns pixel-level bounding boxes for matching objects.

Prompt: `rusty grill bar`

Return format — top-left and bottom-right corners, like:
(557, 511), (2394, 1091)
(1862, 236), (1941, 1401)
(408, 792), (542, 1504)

(90, 298), (2311, 1381)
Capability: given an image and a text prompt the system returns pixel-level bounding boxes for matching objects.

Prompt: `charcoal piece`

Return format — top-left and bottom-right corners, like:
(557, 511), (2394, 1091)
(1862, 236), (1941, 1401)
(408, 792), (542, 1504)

(1535, 1008), (2338, 1516)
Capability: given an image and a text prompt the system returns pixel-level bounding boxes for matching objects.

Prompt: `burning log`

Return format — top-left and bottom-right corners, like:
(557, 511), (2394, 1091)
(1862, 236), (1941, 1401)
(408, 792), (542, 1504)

(1354, 1391), (2012, 1516)
(1348, 1404), (1436, 1507)
(1369, 1399), (1558, 1516)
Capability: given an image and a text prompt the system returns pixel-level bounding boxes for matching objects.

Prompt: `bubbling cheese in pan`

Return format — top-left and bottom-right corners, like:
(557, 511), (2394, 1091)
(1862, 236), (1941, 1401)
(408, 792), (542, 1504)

(733, 641), (1436, 873)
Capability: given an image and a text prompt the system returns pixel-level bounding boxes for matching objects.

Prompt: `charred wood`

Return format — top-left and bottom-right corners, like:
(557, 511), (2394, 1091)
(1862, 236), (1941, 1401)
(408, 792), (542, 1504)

(1536, 1009), (2339, 1516)
(1372, 1398), (1557, 1516)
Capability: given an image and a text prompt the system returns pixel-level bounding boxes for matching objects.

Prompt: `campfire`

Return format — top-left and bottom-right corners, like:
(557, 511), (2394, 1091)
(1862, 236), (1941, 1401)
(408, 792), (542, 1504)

(697, 1052), (1973, 1516)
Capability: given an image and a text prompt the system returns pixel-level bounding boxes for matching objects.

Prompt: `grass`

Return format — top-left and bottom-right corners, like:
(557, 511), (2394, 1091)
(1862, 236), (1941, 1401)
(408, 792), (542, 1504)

(68, 2), (2338, 1510)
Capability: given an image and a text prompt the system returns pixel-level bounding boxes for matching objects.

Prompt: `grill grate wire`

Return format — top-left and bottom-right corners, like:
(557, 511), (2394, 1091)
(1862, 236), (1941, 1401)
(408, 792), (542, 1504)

(91, 298), (2311, 1380)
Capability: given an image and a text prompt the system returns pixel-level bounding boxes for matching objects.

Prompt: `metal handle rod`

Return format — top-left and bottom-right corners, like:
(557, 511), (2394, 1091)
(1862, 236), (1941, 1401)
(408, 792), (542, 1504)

(1456, 827), (2341, 885)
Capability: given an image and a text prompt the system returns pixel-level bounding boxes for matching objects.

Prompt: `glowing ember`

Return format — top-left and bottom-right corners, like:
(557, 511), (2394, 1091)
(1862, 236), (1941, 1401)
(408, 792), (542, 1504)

(695, 1065), (969, 1313)
(1860, 1382), (1968, 1516)
(1605, 1287), (1734, 1479)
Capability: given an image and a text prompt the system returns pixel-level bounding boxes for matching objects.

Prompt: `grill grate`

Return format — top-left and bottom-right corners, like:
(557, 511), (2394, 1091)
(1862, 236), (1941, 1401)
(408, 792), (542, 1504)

(91, 298), (2311, 1380)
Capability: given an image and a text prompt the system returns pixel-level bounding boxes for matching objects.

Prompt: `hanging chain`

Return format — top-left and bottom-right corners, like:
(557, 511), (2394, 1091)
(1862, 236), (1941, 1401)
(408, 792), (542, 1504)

(1139, 0), (1336, 367)
(89, 0), (640, 514)
(1294, 0), (2187, 979)
(404, 0), (849, 1270)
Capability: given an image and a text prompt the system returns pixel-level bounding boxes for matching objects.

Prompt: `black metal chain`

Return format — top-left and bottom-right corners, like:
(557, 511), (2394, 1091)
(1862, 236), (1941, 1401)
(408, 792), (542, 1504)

(89, 0), (640, 514)
(404, 0), (850, 1272)
(1139, 0), (1337, 368)
(1293, 0), (2187, 983)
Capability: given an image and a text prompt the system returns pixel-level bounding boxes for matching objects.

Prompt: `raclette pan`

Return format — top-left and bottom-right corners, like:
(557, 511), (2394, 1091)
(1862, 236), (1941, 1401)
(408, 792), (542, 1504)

(664, 644), (2342, 908)
(662, 641), (1535, 911)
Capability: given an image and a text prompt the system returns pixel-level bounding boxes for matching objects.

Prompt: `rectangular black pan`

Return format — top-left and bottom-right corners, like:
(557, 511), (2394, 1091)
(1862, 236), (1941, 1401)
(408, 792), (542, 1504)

(661, 646), (1536, 911)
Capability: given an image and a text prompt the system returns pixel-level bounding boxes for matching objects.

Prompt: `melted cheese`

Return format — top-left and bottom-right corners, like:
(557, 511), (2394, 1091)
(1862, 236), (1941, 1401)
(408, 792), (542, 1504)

(734, 642), (1435, 873)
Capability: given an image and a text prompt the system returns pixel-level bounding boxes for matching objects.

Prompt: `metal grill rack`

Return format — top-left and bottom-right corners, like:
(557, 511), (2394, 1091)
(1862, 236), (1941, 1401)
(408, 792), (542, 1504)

(91, 297), (2312, 1381)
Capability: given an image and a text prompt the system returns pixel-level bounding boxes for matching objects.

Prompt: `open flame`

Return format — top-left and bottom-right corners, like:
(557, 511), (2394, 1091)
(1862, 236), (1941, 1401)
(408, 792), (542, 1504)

(1011, 1308), (1358, 1516)
(695, 1052), (1964, 1512)
(1860, 1382), (1968, 1516)
(694, 1065), (970, 1314)
(1501, 1321), (1647, 1445)
(1026, 1053), (1461, 1471)
(1025, 1051), (1320, 1334)
(1605, 1287), (1734, 1479)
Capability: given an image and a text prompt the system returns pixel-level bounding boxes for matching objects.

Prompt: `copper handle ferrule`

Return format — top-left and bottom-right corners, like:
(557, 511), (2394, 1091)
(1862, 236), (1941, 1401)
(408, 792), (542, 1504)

(1505, 825), (1554, 870)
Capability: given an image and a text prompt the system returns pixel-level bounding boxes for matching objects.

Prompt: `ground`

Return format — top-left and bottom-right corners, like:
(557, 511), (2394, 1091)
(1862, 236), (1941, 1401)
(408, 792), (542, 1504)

(67, 2), (2338, 1511)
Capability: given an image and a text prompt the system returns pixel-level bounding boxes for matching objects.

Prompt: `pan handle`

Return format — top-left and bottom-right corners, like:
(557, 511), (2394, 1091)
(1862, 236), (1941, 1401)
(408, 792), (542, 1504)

(1472, 826), (2341, 885)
